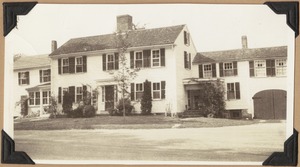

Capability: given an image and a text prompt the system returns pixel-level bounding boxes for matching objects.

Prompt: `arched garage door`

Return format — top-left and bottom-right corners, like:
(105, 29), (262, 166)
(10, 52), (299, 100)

(253, 89), (286, 119)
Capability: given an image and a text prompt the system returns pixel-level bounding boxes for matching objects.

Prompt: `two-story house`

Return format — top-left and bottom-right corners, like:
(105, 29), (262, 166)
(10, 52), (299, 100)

(186, 36), (287, 119)
(14, 54), (52, 117)
(49, 15), (197, 115)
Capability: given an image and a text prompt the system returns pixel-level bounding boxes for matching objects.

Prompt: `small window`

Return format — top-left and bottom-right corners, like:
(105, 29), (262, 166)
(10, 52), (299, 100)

(107, 54), (115, 70)
(35, 92), (40, 105)
(76, 57), (83, 73)
(152, 50), (160, 67)
(203, 64), (212, 78)
(227, 82), (240, 100)
(29, 92), (34, 105)
(62, 58), (69, 73)
(43, 91), (48, 104)
(18, 72), (29, 85)
(135, 52), (143, 68)
(254, 60), (266, 77)
(153, 82), (161, 99)
(76, 87), (83, 102)
(224, 62), (234, 76)
(135, 83), (143, 100)
(40, 69), (51, 83)
(275, 59), (287, 76)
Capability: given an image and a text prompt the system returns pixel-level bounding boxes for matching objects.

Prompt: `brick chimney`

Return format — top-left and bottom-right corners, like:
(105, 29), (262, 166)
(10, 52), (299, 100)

(117, 15), (133, 32)
(242, 36), (248, 49)
(51, 40), (57, 52)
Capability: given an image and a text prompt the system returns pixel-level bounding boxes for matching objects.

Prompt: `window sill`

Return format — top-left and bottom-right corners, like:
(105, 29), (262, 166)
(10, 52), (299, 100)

(60, 72), (86, 75)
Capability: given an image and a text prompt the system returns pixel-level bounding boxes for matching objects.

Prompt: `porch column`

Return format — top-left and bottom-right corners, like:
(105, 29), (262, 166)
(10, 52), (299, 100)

(39, 89), (43, 116)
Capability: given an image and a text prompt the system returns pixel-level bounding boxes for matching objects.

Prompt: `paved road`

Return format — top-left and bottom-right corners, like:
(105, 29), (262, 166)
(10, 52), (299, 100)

(14, 122), (285, 162)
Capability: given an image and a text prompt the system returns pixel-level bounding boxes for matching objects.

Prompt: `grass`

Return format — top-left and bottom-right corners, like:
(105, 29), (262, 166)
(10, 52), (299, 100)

(14, 115), (279, 130)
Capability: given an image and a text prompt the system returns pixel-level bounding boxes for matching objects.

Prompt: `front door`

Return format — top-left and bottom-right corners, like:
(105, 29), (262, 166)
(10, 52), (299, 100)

(105, 85), (115, 111)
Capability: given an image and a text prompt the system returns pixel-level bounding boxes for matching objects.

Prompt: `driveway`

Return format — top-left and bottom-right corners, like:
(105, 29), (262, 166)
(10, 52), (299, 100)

(14, 122), (286, 163)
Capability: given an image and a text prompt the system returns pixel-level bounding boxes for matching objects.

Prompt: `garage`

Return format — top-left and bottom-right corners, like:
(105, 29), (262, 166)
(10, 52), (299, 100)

(252, 89), (286, 119)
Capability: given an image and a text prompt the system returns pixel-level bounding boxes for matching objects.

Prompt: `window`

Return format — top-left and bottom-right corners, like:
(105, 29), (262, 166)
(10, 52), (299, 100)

(224, 62), (234, 76)
(276, 59), (287, 76)
(153, 82), (161, 99)
(35, 92), (40, 105)
(62, 58), (69, 73)
(184, 31), (190, 45)
(76, 57), (83, 73)
(152, 50), (160, 67)
(18, 72), (29, 85)
(254, 60), (266, 77)
(136, 83), (143, 100)
(29, 92), (34, 105)
(203, 64), (212, 78)
(135, 52), (143, 68)
(107, 54), (115, 70)
(40, 69), (51, 83)
(184, 52), (191, 69)
(76, 87), (83, 102)
(227, 82), (240, 100)
(43, 91), (48, 104)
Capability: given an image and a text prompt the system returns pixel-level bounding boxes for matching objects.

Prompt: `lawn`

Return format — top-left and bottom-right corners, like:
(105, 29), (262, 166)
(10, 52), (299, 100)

(12, 115), (274, 130)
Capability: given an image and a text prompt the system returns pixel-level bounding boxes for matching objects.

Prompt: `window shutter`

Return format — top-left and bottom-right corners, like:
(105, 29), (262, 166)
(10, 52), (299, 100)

(114, 53), (119, 70)
(184, 51), (188, 68)
(130, 51), (134, 68)
(102, 54), (106, 71)
(161, 81), (166, 99)
(143, 50), (151, 68)
(212, 63), (216, 77)
(39, 70), (43, 83)
(249, 61), (254, 77)
(83, 56), (87, 72)
(58, 59), (61, 74)
(131, 83), (135, 101)
(160, 48), (165, 66)
(58, 87), (62, 103)
(189, 53), (191, 69)
(18, 72), (21, 85)
(184, 31), (187, 44)
(233, 61), (238, 76)
(226, 83), (230, 100)
(266, 59), (275, 76)
(25, 72), (30, 84)
(199, 64), (203, 78)
(235, 82), (240, 99)
(68, 86), (75, 103)
(48, 69), (51, 81)
(83, 85), (87, 99)
(219, 63), (224, 77)
(69, 57), (75, 73)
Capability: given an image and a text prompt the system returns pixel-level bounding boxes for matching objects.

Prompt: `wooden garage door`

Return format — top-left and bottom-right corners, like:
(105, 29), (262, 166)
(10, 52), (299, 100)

(253, 90), (286, 119)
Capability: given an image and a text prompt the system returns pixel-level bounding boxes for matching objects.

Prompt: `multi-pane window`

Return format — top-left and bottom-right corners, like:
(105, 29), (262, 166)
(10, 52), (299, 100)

(203, 64), (212, 78)
(43, 91), (48, 104)
(29, 92), (34, 105)
(153, 82), (161, 99)
(40, 69), (51, 83)
(76, 57), (83, 73)
(76, 87), (83, 102)
(35, 92), (40, 105)
(135, 52), (143, 68)
(62, 58), (69, 73)
(224, 62), (234, 76)
(275, 59), (287, 76)
(107, 54), (115, 70)
(254, 60), (266, 77)
(18, 72), (29, 85)
(152, 50), (160, 67)
(135, 83), (143, 100)
(227, 82), (240, 100)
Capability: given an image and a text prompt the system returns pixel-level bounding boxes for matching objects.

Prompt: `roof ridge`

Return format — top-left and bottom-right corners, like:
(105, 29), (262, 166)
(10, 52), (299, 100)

(199, 45), (287, 54)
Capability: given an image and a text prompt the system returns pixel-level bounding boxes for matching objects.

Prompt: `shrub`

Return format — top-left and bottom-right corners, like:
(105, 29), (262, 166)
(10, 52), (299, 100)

(20, 98), (29, 116)
(108, 108), (118, 116)
(141, 80), (152, 115)
(115, 98), (133, 116)
(83, 105), (96, 118)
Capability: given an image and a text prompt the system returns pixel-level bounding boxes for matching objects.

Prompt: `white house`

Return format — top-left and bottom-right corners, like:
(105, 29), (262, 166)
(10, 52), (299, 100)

(13, 54), (51, 117)
(188, 36), (287, 119)
(49, 15), (197, 114)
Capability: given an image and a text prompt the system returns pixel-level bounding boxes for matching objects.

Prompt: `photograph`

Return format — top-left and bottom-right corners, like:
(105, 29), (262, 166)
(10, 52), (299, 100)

(3, 3), (295, 165)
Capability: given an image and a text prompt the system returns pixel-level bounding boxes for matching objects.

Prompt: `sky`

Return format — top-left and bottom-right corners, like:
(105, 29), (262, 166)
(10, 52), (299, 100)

(5, 4), (292, 57)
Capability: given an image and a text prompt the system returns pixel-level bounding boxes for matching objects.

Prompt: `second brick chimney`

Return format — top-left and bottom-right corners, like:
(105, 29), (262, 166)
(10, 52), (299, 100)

(117, 15), (133, 32)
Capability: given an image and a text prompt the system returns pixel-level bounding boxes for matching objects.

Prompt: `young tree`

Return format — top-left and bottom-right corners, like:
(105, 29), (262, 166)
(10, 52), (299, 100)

(141, 80), (152, 115)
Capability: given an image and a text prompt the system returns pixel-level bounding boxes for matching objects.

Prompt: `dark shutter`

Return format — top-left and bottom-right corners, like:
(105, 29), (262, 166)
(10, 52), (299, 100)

(18, 72), (21, 85)
(184, 31), (187, 44)
(160, 48), (165, 66)
(69, 57), (75, 73)
(249, 61), (254, 77)
(130, 51), (134, 68)
(235, 82), (240, 99)
(25, 72), (30, 84)
(161, 81), (166, 99)
(189, 53), (191, 69)
(83, 56), (87, 72)
(58, 59), (61, 74)
(39, 70), (43, 83)
(199, 64), (203, 78)
(233, 61), (238, 76)
(219, 63), (224, 77)
(102, 54), (106, 71)
(143, 50), (151, 68)
(212, 63), (216, 77)
(114, 53), (119, 70)
(266, 59), (275, 76)
(131, 83), (135, 101)
(83, 85), (87, 99)
(58, 87), (62, 103)
(226, 83), (230, 100)
(48, 69), (51, 81)
(69, 86), (75, 103)
(184, 51), (188, 68)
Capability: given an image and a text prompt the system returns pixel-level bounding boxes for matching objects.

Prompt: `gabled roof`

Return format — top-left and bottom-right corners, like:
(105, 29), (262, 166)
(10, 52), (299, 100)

(14, 54), (51, 70)
(26, 83), (51, 91)
(50, 25), (185, 56)
(193, 46), (287, 64)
